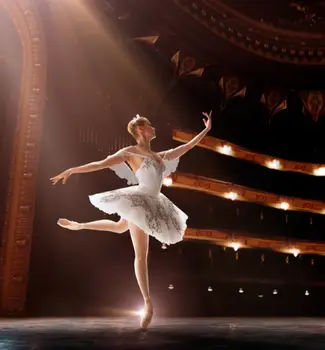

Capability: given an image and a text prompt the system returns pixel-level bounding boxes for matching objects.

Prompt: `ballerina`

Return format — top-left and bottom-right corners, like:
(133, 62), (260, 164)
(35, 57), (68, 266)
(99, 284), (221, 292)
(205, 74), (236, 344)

(50, 111), (212, 329)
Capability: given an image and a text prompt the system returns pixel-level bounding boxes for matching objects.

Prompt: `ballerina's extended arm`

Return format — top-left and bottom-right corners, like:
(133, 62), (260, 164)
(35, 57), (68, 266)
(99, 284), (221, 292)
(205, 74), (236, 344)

(159, 110), (212, 161)
(50, 147), (130, 185)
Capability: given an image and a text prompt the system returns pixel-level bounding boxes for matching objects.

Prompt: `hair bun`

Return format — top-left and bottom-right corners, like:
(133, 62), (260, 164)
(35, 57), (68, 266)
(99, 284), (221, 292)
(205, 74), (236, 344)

(131, 114), (141, 123)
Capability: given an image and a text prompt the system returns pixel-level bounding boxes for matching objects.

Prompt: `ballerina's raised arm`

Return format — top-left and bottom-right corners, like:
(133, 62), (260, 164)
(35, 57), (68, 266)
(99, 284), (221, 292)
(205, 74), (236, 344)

(49, 146), (131, 185)
(158, 110), (212, 161)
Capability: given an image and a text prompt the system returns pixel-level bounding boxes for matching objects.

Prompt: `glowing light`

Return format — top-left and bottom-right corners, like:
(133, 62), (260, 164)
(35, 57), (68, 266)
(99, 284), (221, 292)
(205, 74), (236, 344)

(163, 177), (173, 186)
(168, 284), (174, 290)
(313, 167), (325, 176)
(218, 145), (233, 156)
(289, 248), (300, 257)
(225, 192), (238, 201)
(273, 289), (278, 295)
(258, 294), (264, 298)
(208, 286), (213, 292)
(280, 201), (289, 210)
(266, 159), (281, 169)
(229, 242), (241, 251)
(305, 290), (310, 296)
(136, 308), (145, 317)
(161, 243), (167, 249)
(239, 288), (244, 294)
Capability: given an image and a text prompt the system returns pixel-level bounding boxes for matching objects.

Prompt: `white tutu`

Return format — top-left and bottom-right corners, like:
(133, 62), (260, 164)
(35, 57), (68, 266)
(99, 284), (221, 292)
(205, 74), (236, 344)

(88, 150), (188, 245)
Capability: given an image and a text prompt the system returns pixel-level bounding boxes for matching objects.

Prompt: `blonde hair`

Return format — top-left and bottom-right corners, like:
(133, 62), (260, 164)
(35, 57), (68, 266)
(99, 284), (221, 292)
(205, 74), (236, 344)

(127, 115), (150, 139)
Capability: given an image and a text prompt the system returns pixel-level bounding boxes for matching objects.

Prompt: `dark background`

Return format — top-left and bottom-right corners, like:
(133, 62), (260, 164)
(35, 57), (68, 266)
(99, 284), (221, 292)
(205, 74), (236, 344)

(1, 0), (323, 317)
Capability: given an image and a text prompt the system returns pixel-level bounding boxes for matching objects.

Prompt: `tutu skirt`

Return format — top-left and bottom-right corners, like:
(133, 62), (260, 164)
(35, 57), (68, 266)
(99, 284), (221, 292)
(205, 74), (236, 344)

(88, 185), (188, 245)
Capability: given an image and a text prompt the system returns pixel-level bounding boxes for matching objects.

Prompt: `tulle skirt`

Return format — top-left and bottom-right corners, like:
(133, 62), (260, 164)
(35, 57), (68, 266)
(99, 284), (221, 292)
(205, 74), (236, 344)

(88, 185), (188, 245)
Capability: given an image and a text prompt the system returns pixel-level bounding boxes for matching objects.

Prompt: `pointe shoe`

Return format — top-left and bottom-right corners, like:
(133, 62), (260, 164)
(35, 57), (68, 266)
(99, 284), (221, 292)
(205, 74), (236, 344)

(57, 218), (82, 230)
(140, 301), (153, 329)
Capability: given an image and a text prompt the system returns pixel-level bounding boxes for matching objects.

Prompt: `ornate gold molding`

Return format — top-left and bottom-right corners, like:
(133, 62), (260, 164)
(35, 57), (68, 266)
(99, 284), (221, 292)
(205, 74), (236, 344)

(0, 0), (46, 314)
(173, 129), (325, 177)
(174, 0), (325, 65)
(167, 172), (325, 215)
(185, 227), (325, 256)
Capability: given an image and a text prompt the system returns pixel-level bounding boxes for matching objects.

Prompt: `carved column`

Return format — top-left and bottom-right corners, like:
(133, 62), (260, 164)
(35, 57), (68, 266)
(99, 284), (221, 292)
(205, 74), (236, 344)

(0, 0), (46, 314)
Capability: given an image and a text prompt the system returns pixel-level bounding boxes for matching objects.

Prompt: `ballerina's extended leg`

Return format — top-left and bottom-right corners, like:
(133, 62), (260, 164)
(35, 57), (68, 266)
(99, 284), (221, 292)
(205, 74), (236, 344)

(128, 221), (153, 329)
(57, 218), (128, 234)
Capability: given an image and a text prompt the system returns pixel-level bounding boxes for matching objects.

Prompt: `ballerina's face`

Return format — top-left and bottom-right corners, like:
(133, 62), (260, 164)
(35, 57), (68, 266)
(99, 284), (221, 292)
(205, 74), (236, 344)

(137, 120), (156, 140)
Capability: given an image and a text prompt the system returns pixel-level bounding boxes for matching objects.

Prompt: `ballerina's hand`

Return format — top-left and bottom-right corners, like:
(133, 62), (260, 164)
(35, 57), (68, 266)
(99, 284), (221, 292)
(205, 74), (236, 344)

(50, 168), (73, 185)
(202, 110), (212, 130)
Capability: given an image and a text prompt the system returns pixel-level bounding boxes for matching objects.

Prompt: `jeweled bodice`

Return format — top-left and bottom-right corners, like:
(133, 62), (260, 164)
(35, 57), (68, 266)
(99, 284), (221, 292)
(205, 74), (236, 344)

(126, 151), (166, 196)
(108, 149), (179, 190)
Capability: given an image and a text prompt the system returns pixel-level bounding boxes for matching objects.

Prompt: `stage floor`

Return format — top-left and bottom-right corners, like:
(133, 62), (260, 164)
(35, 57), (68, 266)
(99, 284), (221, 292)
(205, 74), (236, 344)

(0, 317), (325, 349)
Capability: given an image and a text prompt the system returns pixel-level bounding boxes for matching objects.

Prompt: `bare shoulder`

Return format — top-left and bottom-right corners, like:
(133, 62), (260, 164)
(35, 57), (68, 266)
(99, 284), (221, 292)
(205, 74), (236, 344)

(117, 145), (136, 161)
(123, 145), (137, 154)
(125, 145), (137, 152)
(157, 150), (169, 159)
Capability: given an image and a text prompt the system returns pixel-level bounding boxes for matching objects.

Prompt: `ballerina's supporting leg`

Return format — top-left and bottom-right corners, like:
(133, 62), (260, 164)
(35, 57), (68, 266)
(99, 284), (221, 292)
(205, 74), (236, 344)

(57, 217), (129, 234)
(128, 221), (153, 329)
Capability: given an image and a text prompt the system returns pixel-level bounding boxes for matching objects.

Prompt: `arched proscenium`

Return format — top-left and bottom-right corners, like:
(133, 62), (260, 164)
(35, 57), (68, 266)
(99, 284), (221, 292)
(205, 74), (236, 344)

(0, 0), (47, 315)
